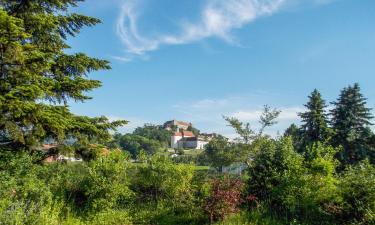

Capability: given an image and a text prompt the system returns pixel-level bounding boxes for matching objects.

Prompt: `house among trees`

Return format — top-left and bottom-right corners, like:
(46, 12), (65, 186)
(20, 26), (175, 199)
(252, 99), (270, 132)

(167, 120), (211, 149)
(40, 144), (82, 163)
(171, 130), (208, 149)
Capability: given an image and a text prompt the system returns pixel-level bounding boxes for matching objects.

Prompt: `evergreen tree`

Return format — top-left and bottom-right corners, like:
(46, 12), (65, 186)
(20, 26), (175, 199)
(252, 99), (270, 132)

(284, 123), (302, 151)
(330, 83), (374, 165)
(298, 89), (330, 145)
(0, 1), (126, 155)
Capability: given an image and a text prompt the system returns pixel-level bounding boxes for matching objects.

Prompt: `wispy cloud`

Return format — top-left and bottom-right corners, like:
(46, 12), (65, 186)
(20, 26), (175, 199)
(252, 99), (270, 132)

(115, 0), (286, 59)
(232, 106), (303, 121)
(114, 0), (342, 61)
(171, 95), (303, 138)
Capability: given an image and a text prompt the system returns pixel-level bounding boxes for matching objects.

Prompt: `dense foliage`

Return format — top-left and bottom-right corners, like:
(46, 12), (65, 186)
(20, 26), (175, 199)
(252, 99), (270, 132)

(1, 0), (374, 224)
(0, 0), (126, 158)
(115, 133), (164, 159)
(330, 83), (374, 165)
(298, 89), (331, 146)
(204, 176), (245, 223)
(133, 124), (172, 148)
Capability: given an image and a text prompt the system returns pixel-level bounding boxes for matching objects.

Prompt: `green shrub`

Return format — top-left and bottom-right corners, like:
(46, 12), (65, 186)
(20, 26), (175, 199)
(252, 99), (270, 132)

(87, 210), (132, 225)
(129, 156), (203, 224)
(337, 160), (375, 224)
(0, 153), (62, 225)
(131, 156), (194, 203)
(247, 138), (339, 223)
(83, 151), (133, 212)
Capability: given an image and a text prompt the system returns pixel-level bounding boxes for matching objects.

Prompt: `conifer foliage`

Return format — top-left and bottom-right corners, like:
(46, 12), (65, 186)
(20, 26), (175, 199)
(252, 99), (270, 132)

(298, 89), (330, 144)
(330, 83), (374, 165)
(0, 1), (126, 153)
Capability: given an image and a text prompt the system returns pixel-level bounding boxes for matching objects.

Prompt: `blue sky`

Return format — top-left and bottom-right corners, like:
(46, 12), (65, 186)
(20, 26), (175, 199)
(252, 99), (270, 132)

(68, 0), (375, 137)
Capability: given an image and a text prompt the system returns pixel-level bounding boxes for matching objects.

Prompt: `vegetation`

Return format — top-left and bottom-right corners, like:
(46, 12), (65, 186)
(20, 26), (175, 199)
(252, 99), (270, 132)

(0, 0), (126, 164)
(114, 133), (164, 159)
(0, 1), (374, 224)
(330, 83), (374, 165)
(298, 89), (331, 146)
(133, 124), (172, 148)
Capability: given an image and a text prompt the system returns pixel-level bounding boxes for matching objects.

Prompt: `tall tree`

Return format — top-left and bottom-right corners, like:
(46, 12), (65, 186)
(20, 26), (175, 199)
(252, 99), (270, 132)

(330, 83), (374, 165)
(0, 1), (126, 155)
(298, 89), (330, 145)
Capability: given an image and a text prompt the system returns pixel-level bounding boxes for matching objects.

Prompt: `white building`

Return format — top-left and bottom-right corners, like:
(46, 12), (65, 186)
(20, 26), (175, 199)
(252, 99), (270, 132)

(171, 130), (208, 149)
(183, 137), (208, 149)
(171, 130), (194, 149)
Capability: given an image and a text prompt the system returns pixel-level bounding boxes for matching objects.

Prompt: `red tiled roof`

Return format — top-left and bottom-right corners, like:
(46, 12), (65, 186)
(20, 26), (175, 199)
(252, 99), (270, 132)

(173, 131), (195, 137)
(182, 131), (195, 137)
(174, 132), (183, 136)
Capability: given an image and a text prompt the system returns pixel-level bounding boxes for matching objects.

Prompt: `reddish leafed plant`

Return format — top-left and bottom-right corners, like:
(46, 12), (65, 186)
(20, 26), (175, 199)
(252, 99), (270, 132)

(204, 175), (245, 223)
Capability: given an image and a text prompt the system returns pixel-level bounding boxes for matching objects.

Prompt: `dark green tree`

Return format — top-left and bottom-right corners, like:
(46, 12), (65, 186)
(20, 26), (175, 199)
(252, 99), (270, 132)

(118, 134), (163, 159)
(330, 83), (374, 165)
(0, 1), (126, 155)
(133, 124), (172, 147)
(298, 89), (330, 145)
(284, 123), (302, 151)
(203, 136), (247, 171)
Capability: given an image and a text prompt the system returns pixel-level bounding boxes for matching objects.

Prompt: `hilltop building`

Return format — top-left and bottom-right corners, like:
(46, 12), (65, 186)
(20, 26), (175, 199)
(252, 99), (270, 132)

(166, 120), (212, 150)
(163, 120), (192, 131)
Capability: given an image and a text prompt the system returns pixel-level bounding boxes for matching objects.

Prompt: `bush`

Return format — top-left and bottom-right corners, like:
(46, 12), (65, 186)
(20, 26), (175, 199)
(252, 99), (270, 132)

(204, 175), (245, 223)
(337, 160), (375, 224)
(129, 156), (202, 224)
(131, 156), (194, 203)
(87, 210), (132, 225)
(247, 138), (305, 207)
(0, 152), (62, 224)
(82, 151), (133, 212)
(247, 138), (340, 223)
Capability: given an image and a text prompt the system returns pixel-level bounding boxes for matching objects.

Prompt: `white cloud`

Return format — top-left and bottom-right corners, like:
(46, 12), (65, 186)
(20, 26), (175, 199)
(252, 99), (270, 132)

(231, 106), (303, 121)
(171, 95), (304, 138)
(279, 106), (304, 120)
(114, 0), (342, 60)
(115, 0), (286, 57)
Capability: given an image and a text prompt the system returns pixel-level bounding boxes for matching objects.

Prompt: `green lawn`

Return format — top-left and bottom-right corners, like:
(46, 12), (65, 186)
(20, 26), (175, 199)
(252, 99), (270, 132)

(194, 165), (210, 171)
(184, 149), (204, 156)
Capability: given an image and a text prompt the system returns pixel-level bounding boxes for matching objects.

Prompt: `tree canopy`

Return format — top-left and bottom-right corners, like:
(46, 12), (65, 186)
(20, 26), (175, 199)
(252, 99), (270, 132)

(330, 83), (374, 165)
(133, 124), (172, 147)
(0, 0), (126, 156)
(298, 89), (330, 145)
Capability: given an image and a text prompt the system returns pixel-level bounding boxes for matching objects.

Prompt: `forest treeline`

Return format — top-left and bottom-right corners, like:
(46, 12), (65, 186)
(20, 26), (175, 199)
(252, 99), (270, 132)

(0, 1), (374, 224)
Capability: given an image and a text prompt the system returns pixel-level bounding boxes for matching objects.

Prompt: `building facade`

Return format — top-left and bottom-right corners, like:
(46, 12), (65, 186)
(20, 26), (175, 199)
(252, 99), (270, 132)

(170, 130), (208, 149)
